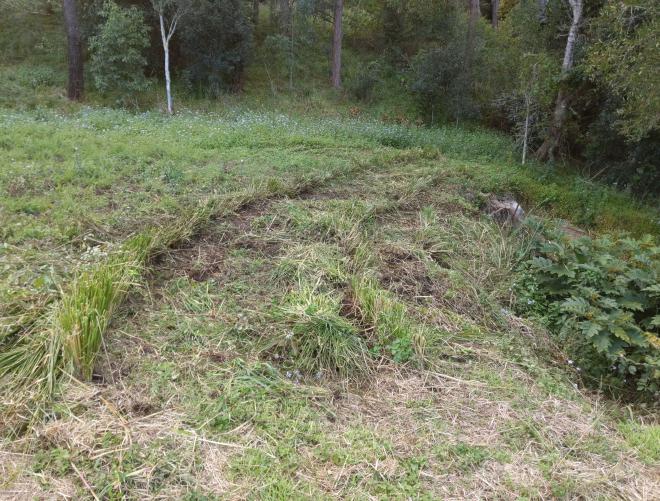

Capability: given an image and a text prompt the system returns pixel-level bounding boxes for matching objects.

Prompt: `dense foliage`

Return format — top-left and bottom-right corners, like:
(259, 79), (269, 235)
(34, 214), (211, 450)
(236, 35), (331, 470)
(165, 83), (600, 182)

(88, 2), (151, 101)
(18, 0), (657, 194)
(179, 0), (253, 96)
(517, 234), (660, 397)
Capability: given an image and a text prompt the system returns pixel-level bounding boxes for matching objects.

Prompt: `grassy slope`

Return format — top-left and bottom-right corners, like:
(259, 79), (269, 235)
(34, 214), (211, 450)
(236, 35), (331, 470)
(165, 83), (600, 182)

(1, 110), (658, 499)
(1, 7), (659, 501)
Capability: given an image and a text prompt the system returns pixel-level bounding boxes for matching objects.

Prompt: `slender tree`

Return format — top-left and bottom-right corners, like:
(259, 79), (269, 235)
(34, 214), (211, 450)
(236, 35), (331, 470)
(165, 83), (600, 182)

(253, 0), (260, 25)
(536, 0), (583, 161)
(151, 0), (188, 114)
(63, 0), (84, 100)
(330, 0), (343, 88)
(465, 0), (480, 68)
(538, 0), (548, 23)
(491, 0), (499, 29)
(278, 0), (291, 29)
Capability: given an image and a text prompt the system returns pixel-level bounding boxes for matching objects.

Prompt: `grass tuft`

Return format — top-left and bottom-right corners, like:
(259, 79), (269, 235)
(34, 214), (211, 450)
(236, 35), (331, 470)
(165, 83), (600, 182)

(267, 285), (371, 378)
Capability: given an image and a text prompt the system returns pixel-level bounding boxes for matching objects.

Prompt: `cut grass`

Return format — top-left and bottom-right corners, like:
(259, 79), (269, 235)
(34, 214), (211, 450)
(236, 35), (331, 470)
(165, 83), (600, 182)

(3, 159), (658, 498)
(0, 53), (658, 495)
(0, 170), (360, 409)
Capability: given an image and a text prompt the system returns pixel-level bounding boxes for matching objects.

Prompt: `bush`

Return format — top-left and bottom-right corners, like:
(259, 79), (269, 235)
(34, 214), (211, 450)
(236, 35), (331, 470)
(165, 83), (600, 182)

(89, 1), (150, 101)
(348, 61), (382, 102)
(516, 234), (660, 397)
(179, 0), (252, 96)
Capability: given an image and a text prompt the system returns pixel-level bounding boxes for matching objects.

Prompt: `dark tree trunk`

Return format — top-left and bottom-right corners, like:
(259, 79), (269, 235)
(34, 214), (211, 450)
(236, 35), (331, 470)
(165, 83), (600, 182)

(331, 0), (343, 89)
(63, 0), (83, 100)
(491, 0), (499, 29)
(535, 90), (570, 161)
(465, 0), (480, 68)
(252, 0), (259, 25)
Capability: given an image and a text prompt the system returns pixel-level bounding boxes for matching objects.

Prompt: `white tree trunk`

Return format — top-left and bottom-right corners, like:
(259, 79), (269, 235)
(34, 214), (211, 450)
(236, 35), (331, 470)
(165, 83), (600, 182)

(536, 0), (582, 161)
(538, 0), (548, 23)
(159, 13), (173, 115)
(561, 0), (582, 72)
(522, 95), (530, 164)
(331, 0), (343, 88)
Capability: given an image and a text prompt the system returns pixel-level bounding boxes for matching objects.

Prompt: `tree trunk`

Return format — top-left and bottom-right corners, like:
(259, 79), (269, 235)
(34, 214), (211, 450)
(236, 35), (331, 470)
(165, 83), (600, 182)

(331, 0), (343, 89)
(522, 92), (531, 164)
(465, 0), (480, 68)
(269, 0), (276, 27)
(159, 14), (173, 114)
(279, 0), (290, 30)
(63, 0), (83, 100)
(538, 0), (548, 23)
(491, 0), (499, 29)
(252, 0), (259, 25)
(535, 0), (582, 161)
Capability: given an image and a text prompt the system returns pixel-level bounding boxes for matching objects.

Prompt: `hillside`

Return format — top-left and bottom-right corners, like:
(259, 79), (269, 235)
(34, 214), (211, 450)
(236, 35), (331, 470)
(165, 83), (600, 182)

(1, 107), (658, 499)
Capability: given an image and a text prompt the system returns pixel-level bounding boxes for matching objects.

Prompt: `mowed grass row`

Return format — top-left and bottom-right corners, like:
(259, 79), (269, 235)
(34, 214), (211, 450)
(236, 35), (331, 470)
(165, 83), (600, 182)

(2, 109), (657, 329)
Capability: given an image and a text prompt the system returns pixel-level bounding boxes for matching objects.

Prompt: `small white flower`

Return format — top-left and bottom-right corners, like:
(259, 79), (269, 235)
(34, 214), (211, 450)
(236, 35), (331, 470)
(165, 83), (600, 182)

(568, 360), (573, 365)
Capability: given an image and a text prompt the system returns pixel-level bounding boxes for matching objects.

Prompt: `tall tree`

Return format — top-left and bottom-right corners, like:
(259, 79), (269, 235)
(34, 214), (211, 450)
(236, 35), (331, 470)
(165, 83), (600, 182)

(538, 0), (548, 23)
(253, 0), (260, 25)
(536, 0), (583, 161)
(63, 0), (84, 100)
(151, 0), (188, 114)
(465, 0), (480, 68)
(330, 0), (343, 88)
(491, 0), (499, 29)
(278, 0), (291, 29)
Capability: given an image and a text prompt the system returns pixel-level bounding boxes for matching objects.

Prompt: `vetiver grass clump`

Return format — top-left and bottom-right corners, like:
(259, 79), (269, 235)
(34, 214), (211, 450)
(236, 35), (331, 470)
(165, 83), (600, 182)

(268, 285), (370, 378)
(349, 276), (432, 364)
(0, 236), (150, 393)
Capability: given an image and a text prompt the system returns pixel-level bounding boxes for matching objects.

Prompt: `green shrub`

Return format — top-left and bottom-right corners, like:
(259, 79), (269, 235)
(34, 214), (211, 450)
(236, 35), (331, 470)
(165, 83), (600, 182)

(179, 0), (253, 96)
(516, 234), (660, 397)
(89, 1), (150, 102)
(348, 61), (383, 103)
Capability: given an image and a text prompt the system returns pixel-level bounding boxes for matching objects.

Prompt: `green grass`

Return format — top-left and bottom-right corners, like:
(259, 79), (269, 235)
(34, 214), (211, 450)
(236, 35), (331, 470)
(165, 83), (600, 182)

(3, 152), (657, 498)
(618, 420), (660, 465)
(267, 285), (371, 377)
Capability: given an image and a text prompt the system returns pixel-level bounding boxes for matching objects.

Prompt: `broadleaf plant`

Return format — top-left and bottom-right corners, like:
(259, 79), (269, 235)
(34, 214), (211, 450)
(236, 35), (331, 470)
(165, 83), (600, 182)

(516, 234), (659, 397)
